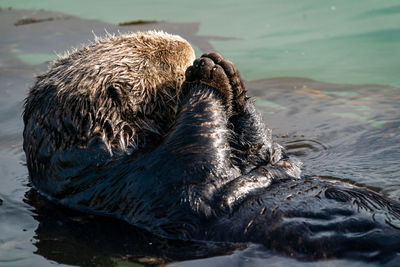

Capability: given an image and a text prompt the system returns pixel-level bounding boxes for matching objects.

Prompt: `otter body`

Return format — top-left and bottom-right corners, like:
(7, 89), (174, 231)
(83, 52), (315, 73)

(23, 31), (400, 261)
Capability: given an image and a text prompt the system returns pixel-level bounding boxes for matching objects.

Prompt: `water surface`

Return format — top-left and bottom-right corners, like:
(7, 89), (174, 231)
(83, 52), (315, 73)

(1, 0), (400, 85)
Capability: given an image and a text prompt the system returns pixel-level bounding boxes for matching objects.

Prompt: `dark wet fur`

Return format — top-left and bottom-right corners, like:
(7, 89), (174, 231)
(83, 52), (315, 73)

(23, 47), (400, 262)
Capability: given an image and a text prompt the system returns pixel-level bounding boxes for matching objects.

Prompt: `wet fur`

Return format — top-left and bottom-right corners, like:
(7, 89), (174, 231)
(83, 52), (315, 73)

(23, 31), (400, 261)
(24, 31), (195, 156)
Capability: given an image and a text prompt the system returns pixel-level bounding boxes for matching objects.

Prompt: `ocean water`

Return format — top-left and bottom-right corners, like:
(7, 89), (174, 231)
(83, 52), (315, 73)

(1, 0), (400, 86)
(0, 1), (399, 266)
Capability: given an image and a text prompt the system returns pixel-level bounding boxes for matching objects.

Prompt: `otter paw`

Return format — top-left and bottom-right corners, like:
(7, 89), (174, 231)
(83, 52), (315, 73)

(201, 52), (247, 112)
(184, 53), (247, 113)
(186, 56), (233, 107)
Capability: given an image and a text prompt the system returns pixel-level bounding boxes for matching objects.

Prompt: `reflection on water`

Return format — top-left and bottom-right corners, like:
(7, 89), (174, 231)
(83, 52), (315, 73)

(24, 189), (243, 267)
(0, 7), (399, 267)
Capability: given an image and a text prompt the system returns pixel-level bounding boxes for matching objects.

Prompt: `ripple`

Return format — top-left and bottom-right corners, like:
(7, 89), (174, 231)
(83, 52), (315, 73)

(307, 175), (383, 193)
(282, 139), (329, 160)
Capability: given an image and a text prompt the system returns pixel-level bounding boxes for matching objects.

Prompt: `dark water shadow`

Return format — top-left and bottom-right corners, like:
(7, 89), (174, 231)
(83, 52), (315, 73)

(24, 189), (244, 267)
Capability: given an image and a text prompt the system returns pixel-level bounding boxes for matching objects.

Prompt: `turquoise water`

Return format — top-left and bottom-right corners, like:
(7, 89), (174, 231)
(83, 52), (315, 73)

(1, 0), (400, 85)
(1, 1), (400, 267)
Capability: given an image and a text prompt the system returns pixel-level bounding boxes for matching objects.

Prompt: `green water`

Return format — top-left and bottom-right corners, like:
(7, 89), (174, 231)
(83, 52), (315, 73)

(1, 0), (399, 86)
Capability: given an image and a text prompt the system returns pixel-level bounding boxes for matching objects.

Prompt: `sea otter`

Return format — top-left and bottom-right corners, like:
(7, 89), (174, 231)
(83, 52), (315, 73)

(23, 31), (400, 261)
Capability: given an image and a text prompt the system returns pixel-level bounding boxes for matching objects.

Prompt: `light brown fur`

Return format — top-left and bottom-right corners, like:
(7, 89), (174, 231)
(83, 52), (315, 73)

(24, 31), (195, 154)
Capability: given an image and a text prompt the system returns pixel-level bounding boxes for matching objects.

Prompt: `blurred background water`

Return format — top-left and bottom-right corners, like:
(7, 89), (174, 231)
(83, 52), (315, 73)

(2, 0), (400, 86)
(0, 0), (399, 266)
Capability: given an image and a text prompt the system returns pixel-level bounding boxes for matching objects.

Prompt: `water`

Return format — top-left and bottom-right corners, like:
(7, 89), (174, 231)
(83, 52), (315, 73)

(1, 0), (400, 86)
(0, 2), (399, 266)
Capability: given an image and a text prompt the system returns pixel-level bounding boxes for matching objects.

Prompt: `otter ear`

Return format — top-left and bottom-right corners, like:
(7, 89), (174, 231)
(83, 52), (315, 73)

(107, 84), (122, 105)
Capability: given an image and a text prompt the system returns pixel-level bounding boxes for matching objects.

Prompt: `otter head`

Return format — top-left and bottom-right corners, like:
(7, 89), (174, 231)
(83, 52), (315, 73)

(102, 31), (196, 115)
(24, 31), (196, 158)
